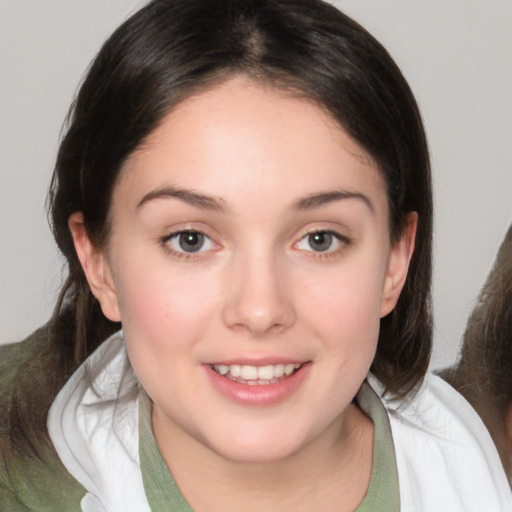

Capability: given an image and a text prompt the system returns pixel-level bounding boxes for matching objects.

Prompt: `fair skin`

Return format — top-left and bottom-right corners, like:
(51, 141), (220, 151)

(70, 76), (416, 511)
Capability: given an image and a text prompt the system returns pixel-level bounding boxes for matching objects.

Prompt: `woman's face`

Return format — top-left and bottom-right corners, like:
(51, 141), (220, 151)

(78, 76), (414, 463)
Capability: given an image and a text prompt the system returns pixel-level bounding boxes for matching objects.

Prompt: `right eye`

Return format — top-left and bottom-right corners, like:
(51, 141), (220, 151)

(163, 230), (215, 254)
(295, 230), (348, 254)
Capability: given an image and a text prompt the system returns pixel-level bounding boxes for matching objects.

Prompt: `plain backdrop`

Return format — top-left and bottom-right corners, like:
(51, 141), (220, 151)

(1, 0), (511, 370)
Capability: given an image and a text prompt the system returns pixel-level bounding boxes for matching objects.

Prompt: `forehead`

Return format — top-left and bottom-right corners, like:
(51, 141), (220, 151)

(116, 76), (387, 216)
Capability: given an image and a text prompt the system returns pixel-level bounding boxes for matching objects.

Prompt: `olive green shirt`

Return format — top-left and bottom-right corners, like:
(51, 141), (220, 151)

(138, 382), (399, 511)
(1, 380), (399, 511)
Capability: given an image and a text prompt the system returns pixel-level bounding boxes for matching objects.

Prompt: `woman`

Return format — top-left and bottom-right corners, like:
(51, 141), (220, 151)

(1, 1), (509, 510)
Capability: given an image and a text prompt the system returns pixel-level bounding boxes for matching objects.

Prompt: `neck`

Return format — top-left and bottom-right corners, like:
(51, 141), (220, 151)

(152, 403), (374, 512)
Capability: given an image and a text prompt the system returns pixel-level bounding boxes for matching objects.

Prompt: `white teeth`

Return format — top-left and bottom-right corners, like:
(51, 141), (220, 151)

(230, 365), (241, 377)
(274, 364), (285, 377)
(217, 364), (229, 375)
(284, 364), (295, 376)
(257, 365), (274, 380)
(241, 365), (258, 380)
(213, 362), (303, 381)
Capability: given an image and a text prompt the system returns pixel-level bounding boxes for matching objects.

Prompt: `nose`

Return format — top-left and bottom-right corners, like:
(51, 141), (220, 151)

(222, 251), (296, 337)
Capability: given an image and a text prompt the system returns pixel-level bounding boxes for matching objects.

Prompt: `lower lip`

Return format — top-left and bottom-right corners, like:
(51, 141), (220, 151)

(204, 363), (311, 406)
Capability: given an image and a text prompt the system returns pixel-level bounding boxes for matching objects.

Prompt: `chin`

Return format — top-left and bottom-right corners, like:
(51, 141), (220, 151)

(203, 424), (315, 465)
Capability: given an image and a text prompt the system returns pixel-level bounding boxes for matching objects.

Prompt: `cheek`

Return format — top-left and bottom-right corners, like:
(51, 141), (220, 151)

(298, 259), (386, 371)
(114, 263), (222, 405)
(112, 257), (221, 357)
(302, 267), (385, 334)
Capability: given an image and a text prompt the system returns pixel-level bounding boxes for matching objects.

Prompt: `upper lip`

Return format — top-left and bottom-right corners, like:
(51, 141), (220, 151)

(207, 358), (308, 366)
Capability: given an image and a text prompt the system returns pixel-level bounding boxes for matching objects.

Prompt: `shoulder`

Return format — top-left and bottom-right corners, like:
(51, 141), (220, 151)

(0, 328), (48, 451)
(373, 374), (512, 511)
(0, 325), (57, 404)
(0, 451), (86, 512)
(1, 327), (53, 457)
(0, 327), (45, 383)
(0, 329), (87, 511)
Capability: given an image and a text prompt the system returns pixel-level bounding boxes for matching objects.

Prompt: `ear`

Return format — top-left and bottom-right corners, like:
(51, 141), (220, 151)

(380, 212), (418, 318)
(68, 212), (121, 322)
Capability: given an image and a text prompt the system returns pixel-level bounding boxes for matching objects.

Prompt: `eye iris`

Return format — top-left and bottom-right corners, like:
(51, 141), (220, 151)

(309, 232), (332, 252)
(178, 232), (204, 252)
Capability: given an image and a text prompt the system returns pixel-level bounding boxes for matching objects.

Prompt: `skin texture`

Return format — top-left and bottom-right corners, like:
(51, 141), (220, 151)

(70, 76), (416, 511)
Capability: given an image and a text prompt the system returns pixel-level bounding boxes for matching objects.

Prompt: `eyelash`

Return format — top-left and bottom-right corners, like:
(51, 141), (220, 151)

(160, 229), (351, 261)
(161, 230), (216, 260)
(294, 230), (352, 259)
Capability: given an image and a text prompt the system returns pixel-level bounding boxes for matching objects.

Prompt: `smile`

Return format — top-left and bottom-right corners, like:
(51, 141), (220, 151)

(211, 363), (303, 385)
(206, 361), (311, 405)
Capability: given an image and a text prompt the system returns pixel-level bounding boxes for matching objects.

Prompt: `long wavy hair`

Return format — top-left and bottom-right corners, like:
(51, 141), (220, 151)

(2, 0), (433, 461)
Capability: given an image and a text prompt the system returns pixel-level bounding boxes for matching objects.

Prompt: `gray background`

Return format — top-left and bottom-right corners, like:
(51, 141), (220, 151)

(1, 0), (511, 370)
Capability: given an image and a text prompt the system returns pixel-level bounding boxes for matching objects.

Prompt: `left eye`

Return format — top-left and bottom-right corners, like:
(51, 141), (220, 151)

(296, 231), (344, 253)
(165, 231), (215, 253)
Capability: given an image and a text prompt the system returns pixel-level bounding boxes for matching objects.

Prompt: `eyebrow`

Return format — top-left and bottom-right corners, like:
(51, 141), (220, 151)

(137, 186), (374, 214)
(292, 190), (374, 213)
(137, 186), (227, 212)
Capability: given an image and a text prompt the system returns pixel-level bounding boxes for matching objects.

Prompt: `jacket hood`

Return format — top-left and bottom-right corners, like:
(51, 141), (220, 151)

(48, 331), (151, 512)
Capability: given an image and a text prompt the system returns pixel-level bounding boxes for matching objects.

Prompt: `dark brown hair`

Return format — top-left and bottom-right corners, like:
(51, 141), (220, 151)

(444, 224), (512, 473)
(2, 0), (432, 462)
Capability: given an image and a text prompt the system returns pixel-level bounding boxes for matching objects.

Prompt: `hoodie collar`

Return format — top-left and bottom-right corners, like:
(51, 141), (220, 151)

(48, 331), (151, 512)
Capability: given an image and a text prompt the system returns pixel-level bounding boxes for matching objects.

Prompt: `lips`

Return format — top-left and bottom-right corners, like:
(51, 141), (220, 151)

(205, 360), (310, 405)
